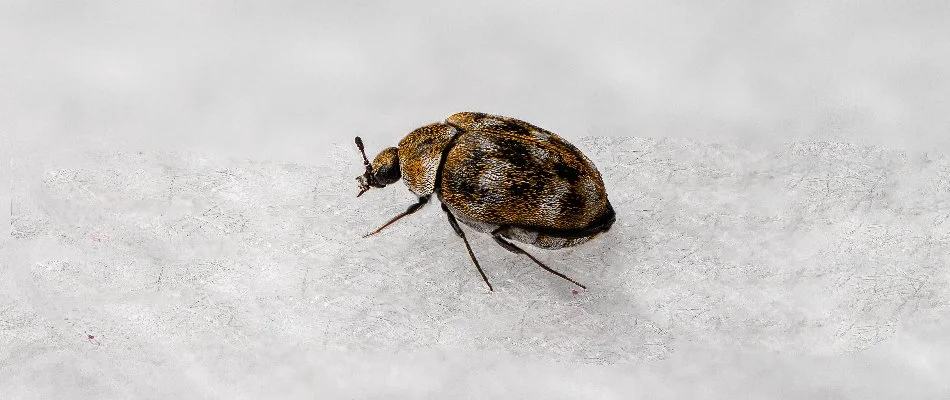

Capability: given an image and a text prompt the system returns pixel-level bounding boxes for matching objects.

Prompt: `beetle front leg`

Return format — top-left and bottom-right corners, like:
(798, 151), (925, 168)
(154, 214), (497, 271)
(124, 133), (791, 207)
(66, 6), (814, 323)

(490, 227), (587, 290)
(363, 196), (429, 238)
(441, 204), (493, 292)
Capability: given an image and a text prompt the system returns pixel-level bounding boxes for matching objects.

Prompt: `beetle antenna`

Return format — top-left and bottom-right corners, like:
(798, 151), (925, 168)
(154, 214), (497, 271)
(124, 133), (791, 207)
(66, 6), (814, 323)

(355, 137), (371, 168)
(355, 136), (374, 197)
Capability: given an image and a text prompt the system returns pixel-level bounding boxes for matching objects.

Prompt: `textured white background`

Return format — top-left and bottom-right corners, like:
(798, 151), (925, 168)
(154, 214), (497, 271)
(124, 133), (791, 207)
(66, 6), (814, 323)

(3, 139), (950, 398)
(3, 0), (949, 157)
(2, 1), (950, 399)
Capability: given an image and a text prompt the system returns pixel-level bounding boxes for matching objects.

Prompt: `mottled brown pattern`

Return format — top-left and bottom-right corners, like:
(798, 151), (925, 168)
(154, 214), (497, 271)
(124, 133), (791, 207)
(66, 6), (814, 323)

(358, 112), (613, 252)
(396, 122), (459, 196)
(446, 112), (556, 147)
(438, 113), (610, 232)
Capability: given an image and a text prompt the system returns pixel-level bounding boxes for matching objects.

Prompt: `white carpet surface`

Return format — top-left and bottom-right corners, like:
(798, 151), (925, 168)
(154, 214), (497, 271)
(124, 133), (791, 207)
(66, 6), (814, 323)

(2, 137), (948, 398)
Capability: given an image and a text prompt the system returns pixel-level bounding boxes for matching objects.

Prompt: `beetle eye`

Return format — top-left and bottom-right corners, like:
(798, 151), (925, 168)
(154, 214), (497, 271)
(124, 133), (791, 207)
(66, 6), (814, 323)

(374, 162), (400, 185)
(370, 147), (401, 186)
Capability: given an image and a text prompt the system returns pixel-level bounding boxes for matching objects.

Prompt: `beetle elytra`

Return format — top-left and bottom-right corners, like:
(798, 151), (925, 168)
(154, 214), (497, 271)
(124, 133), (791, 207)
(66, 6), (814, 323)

(355, 112), (615, 291)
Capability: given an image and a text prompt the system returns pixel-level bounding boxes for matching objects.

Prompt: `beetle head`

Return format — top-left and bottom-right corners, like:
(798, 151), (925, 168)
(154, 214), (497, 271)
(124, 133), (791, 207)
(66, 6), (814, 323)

(355, 136), (401, 197)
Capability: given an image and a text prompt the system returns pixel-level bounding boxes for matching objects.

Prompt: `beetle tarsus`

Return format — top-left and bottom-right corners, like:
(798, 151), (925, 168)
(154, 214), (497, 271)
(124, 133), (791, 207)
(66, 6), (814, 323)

(441, 204), (494, 292)
(491, 228), (587, 290)
(363, 196), (429, 237)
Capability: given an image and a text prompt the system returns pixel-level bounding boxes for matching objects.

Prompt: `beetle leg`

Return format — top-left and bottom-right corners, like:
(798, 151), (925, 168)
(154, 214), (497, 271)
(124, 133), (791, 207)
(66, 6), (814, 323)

(363, 196), (429, 238)
(441, 204), (493, 291)
(490, 227), (587, 290)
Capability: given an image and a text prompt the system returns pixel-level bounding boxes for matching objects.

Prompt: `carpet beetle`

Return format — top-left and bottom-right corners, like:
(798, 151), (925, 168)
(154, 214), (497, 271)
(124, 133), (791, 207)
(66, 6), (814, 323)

(355, 112), (615, 291)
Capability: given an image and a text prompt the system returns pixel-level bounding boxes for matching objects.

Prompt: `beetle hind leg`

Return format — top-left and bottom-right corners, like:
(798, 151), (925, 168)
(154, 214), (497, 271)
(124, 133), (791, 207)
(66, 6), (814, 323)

(441, 204), (494, 292)
(491, 227), (587, 290)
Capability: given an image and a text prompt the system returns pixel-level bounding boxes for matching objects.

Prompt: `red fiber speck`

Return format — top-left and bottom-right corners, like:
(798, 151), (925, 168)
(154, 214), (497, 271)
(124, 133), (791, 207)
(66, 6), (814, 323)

(86, 334), (100, 346)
